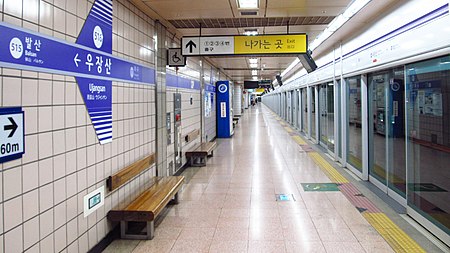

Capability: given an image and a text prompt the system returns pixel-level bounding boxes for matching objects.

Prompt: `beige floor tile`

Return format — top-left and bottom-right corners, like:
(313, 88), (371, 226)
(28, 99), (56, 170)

(322, 242), (366, 253)
(220, 208), (250, 218)
(132, 239), (175, 253)
(177, 227), (216, 240)
(170, 239), (212, 253)
(248, 240), (286, 253)
(154, 226), (182, 239)
(208, 240), (248, 253)
(360, 240), (395, 253)
(282, 227), (322, 242)
(103, 240), (140, 253)
(183, 216), (219, 228)
(249, 226), (284, 240)
(285, 241), (326, 253)
(213, 227), (249, 241)
(317, 227), (358, 242)
(217, 217), (250, 228)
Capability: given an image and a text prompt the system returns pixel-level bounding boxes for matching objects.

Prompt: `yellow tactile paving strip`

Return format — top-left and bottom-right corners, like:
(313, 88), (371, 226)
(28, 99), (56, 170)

(284, 126), (294, 133)
(292, 136), (307, 145)
(280, 122), (426, 253)
(364, 213), (426, 253)
(308, 152), (349, 184)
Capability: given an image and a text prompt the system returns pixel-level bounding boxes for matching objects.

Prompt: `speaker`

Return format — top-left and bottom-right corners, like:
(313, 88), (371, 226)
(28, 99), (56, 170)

(298, 50), (317, 73)
(275, 75), (283, 86)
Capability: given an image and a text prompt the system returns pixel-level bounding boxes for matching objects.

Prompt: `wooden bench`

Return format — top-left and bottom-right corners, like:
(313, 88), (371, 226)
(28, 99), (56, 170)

(185, 141), (217, 167)
(185, 129), (200, 143)
(107, 176), (184, 240)
(106, 153), (185, 240)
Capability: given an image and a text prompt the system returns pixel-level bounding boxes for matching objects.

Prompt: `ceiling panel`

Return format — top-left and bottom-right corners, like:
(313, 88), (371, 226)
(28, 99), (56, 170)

(135, 0), (353, 83)
(169, 16), (334, 29)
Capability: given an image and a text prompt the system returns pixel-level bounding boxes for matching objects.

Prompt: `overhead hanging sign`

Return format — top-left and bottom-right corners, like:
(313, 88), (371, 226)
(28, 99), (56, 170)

(0, 107), (24, 163)
(181, 34), (307, 56)
(167, 48), (186, 67)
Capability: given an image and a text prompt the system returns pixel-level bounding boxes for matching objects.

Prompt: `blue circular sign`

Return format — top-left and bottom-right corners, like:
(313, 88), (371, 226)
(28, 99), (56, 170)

(218, 84), (227, 93)
(391, 82), (400, 92)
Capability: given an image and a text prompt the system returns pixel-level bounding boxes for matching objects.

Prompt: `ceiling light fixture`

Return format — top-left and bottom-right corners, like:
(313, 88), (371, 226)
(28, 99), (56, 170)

(237, 0), (258, 9)
(243, 31), (258, 36)
(250, 63), (258, 68)
(251, 70), (258, 76)
(249, 58), (258, 64)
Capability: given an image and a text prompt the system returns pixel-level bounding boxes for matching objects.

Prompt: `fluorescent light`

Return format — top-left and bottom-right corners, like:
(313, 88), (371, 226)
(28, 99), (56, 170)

(249, 58), (258, 64)
(250, 63), (258, 68)
(238, 0), (258, 9)
(327, 14), (346, 32)
(243, 31), (258, 36)
(251, 70), (258, 75)
(252, 76), (258, 80)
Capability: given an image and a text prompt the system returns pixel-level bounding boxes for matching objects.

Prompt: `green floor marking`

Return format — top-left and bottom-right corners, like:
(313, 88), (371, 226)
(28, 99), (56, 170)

(301, 183), (340, 192)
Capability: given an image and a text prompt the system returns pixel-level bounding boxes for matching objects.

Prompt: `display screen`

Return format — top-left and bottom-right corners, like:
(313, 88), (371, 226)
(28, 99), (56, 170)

(88, 193), (101, 209)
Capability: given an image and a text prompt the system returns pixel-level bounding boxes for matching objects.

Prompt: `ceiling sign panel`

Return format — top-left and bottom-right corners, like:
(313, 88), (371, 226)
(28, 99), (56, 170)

(182, 34), (307, 56)
(234, 34), (307, 55)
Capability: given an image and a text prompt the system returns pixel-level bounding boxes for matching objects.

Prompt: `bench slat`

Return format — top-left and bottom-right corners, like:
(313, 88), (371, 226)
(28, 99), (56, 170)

(185, 141), (216, 156)
(109, 176), (184, 222)
(129, 177), (184, 216)
(107, 154), (156, 191)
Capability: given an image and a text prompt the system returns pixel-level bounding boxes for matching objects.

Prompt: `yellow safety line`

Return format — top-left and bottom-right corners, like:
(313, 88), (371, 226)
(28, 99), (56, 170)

(284, 126), (293, 133)
(292, 136), (307, 145)
(308, 152), (348, 183)
(363, 213), (426, 253)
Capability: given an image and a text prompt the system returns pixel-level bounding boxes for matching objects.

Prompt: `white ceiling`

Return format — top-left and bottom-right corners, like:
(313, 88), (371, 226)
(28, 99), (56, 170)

(136, 0), (354, 83)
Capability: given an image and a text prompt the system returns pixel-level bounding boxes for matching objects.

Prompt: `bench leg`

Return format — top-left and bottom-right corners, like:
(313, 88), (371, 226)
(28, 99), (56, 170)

(120, 221), (128, 239)
(171, 192), (179, 205)
(146, 221), (155, 240)
(120, 220), (155, 240)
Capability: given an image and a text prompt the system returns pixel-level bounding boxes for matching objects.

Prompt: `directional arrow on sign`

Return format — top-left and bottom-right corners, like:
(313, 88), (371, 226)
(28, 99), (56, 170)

(74, 53), (81, 67)
(186, 40), (197, 53)
(4, 117), (18, 138)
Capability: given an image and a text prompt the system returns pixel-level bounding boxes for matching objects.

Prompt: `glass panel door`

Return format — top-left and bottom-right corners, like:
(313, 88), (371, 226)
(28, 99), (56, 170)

(346, 76), (363, 172)
(319, 84), (328, 145)
(302, 88), (308, 133)
(311, 87), (316, 140)
(369, 69), (406, 196)
(406, 56), (450, 238)
(327, 83), (335, 152)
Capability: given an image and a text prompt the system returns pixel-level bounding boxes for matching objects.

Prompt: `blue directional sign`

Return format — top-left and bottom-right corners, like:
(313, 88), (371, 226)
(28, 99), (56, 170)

(0, 107), (25, 163)
(0, 23), (155, 84)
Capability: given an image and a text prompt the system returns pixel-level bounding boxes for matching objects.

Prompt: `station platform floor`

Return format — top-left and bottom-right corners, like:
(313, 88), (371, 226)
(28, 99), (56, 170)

(103, 105), (445, 253)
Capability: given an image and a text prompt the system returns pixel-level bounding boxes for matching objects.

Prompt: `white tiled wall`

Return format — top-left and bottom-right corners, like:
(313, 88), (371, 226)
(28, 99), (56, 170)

(1, 0), (157, 252)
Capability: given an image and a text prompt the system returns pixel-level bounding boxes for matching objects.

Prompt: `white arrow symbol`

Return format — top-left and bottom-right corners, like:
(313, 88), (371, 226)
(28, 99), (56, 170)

(74, 53), (81, 67)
